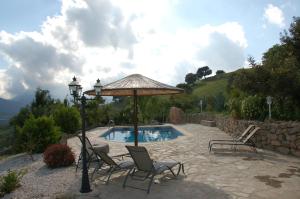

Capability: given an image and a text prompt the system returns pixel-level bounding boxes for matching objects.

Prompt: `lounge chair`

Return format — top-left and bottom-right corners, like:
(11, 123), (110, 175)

(123, 145), (184, 194)
(209, 127), (260, 152)
(75, 135), (108, 172)
(208, 125), (256, 149)
(91, 151), (134, 184)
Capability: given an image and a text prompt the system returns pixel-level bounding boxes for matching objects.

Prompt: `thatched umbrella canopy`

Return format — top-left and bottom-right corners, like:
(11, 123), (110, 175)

(85, 74), (183, 146)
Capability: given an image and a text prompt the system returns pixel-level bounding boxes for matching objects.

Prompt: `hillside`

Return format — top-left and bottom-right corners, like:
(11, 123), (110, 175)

(192, 73), (232, 99)
(0, 92), (33, 125)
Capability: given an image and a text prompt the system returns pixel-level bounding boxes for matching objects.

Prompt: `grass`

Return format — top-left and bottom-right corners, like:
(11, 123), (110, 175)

(192, 77), (229, 98)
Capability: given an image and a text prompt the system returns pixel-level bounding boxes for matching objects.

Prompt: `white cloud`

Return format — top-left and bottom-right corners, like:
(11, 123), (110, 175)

(264, 4), (285, 28)
(0, 0), (247, 99)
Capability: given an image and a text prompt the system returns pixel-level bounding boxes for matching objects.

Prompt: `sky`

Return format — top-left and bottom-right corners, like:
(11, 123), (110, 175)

(0, 0), (299, 99)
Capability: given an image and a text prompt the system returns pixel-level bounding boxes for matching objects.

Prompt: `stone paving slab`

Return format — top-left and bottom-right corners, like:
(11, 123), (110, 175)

(67, 124), (300, 199)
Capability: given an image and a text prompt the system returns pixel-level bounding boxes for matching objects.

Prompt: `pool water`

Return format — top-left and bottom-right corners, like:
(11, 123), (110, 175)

(101, 126), (183, 142)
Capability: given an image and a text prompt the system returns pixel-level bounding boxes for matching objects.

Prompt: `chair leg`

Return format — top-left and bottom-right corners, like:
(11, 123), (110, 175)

(176, 164), (181, 176)
(105, 167), (115, 184)
(181, 163), (185, 175)
(167, 166), (177, 177)
(177, 163), (185, 176)
(91, 161), (103, 181)
(123, 168), (134, 188)
(75, 153), (82, 172)
(147, 174), (155, 194)
(209, 144), (213, 152)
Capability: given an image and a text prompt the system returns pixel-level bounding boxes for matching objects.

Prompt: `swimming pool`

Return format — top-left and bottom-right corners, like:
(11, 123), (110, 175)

(101, 126), (183, 142)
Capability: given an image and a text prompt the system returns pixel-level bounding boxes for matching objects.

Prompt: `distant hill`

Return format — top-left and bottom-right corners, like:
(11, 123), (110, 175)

(0, 92), (33, 125)
(192, 72), (232, 99)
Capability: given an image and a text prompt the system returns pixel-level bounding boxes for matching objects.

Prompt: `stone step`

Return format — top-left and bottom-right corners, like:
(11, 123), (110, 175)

(201, 120), (216, 127)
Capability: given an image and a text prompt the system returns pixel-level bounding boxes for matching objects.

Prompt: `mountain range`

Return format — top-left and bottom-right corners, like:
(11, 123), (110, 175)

(0, 92), (33, 125)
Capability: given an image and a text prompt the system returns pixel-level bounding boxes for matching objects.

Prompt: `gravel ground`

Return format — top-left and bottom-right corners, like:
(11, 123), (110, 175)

(0, 153), (79, 199)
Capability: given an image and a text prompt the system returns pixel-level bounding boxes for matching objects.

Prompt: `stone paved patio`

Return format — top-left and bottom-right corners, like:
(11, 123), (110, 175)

(67, 124), (300, 199)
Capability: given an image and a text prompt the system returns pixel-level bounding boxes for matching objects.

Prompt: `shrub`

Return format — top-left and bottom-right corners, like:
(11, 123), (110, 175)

(43, 144), (75, 168)
(241, 95), (267, 120)
(0, 169), (26, 196)
(53, 106), (81, 134)
(16, 116), (61, 153)
(226, 98), (242, 119)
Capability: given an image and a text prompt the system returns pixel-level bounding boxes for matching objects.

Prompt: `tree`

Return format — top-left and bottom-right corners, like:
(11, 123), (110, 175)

(197, 66), (212, 79)
(280, 17), (300, 63)
(31, 88), (54, 117)
(53, 106), (81, 134)
(185, 73), (197, 84)
(202, 66), (212, 78)
(216, 70), (225, 75)
(196, 68), (204, 79)
(10, 106), (31, 127)
(228, 17), (300, 120)
(16, 115), (61, 154)
(176, 83), (192, 93)
(247, 55), (258, 67)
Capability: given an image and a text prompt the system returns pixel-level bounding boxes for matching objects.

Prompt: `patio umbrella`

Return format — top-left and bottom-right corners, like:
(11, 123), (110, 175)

(85, 74), (183, 146)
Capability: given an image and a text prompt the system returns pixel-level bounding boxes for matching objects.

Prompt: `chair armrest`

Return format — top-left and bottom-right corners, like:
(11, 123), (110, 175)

(112, 153), (131, 160)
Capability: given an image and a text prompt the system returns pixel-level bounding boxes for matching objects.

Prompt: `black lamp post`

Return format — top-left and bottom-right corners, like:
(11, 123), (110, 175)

(68, 76), (102, 193)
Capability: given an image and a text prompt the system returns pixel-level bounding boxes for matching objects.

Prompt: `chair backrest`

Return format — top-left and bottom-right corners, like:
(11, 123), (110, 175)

(126, 145), (153, 172)
(77, 135), (95, 158)
(238, 125), (255, 141)
(242, 127), (260, 144)
(97, 151), (118, 166)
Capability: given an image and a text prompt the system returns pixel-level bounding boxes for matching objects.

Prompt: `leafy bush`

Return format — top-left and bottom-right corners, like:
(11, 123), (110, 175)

(272, 97), (300, 120)
(226, 98), (242, 119)
(43, 144), (75, 168)
(16, 116), (61, 153)
(241, 95), (267, 120)
(53, 106), (81, 134)
(0, 169), (26, 196)
(9, 106), (31, 127)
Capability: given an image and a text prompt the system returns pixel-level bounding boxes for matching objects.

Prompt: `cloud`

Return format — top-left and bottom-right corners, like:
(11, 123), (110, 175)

(0, 0), (247, 99)
(65, 0), (136, 48)
(197, 32), (245, 72)
(264, 4), (285, 28)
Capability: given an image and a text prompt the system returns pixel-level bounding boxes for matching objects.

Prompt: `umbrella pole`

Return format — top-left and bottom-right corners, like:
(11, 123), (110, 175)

(133, 89), (138, 146)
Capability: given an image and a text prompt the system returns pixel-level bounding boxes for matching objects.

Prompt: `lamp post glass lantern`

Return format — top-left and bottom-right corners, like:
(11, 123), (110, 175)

(68, 77), (102, 193)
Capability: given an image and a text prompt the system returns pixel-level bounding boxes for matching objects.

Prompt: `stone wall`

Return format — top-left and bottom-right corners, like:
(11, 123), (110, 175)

(186, 113), (300, 157)
(169, 107), (185, 124)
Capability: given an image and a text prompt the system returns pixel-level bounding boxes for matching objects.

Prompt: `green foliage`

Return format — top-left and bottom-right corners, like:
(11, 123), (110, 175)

(272, 97), (300, 120)
(43, 144), (75, 168)
(227, 18), (300, 120)
(0, 126), (14, 152)
(31, 88), (55, 117)
(197, 66), (212, 78)
(85, 100), (107, 127)
(16, 116), (61, 153)
(53, 106), (81, 134)
(193, 78), (228, 98)
(9, 106), (31, 127)
(0, 169), (26, 196)
(176, 83), (192, 93)
(226, 98), (242, 119)
(138, 96), (170, 123)
(241, 95), (267, 120)
(185, 73), (197, 84)
(216, 70), (225, 75)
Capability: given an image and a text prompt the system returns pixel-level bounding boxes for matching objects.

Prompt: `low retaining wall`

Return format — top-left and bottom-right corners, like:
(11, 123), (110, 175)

(186, 113), (300, 157)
